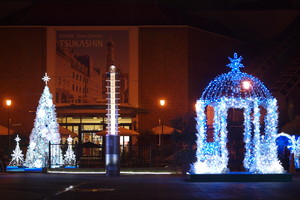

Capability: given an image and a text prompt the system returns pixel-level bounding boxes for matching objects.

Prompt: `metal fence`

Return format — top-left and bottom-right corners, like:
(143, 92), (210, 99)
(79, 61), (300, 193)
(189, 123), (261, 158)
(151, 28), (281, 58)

(49, 143), (181, 169)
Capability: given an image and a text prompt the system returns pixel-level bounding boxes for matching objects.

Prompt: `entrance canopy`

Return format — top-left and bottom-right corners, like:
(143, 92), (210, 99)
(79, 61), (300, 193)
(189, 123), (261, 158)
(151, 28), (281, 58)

(96, 127), (140, 136)
(151, 125), (176, 135)
(59, 126), (77, 137)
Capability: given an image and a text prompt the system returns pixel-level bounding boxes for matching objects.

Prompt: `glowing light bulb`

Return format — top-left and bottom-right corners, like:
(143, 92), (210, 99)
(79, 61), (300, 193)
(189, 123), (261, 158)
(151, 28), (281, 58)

(6, 99), (12, 106)
(242, 80), (251, 90)
(159, 99), (165, 106)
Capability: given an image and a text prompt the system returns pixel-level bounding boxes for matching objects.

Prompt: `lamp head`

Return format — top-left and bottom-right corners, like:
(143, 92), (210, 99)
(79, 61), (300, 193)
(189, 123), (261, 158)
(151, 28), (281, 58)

(159, 99), (166, 106)
(6, 99), (12, 106)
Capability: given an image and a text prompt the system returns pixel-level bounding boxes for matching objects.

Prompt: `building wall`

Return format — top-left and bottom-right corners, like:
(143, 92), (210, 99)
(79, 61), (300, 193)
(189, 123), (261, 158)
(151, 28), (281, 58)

(0, 27), (46, 134)
(187, 27), (256, 112)
(138, 26), (256, 132)
(138, 27), (189, 131)
(0, 25), (281, 137)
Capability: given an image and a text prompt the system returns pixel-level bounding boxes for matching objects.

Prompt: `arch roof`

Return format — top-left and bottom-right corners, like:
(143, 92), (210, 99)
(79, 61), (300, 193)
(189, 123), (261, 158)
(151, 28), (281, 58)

(201, 53), (273, 102)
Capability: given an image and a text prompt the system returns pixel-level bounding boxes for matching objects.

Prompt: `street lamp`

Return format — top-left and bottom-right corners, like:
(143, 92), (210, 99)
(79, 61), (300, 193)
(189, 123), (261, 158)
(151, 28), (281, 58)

(5, 99), (12, 151)
(159, 99), (166, 146)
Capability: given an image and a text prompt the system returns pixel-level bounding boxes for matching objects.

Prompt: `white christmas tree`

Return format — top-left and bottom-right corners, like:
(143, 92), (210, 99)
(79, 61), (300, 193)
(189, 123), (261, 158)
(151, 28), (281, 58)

(24, 73), (63, 168)
(9, 135), (24, 167)
(64, 135), (76, 167)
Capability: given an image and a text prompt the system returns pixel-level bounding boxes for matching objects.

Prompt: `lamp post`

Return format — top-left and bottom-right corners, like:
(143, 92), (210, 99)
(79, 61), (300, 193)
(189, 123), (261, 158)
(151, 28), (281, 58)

(5, 99), (12, 152)
(159, 99), (165, 146)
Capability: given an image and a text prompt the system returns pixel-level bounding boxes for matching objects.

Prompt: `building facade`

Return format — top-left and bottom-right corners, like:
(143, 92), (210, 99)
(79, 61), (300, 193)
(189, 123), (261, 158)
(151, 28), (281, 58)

(0, 23), (298, 147)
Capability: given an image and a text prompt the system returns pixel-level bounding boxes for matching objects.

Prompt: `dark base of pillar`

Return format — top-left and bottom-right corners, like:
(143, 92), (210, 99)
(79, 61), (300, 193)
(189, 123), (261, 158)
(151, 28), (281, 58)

(106, 166), (120, 177)
(106, 135), (120, 177)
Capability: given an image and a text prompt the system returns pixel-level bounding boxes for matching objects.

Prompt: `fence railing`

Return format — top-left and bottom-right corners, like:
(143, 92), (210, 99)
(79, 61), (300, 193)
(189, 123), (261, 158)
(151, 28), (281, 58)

(48, 143), (182, 169)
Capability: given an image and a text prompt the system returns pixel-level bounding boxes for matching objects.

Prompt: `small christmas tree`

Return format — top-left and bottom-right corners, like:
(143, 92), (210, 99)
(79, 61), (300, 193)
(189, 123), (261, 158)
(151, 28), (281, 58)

(24, 73), (63, 168)
(9, 135), (24, 167)
(64, 135), (76, 167)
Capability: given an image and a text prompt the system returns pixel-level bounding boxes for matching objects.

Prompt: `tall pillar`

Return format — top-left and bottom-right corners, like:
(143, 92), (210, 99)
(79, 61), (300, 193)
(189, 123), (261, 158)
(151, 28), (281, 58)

(105, 65), (120, 177)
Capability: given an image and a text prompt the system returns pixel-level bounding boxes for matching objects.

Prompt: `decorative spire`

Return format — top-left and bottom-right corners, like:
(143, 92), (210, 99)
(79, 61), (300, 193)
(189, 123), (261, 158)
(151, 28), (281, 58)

(42, 73), (51, 85)
(227, 53), (244, 72)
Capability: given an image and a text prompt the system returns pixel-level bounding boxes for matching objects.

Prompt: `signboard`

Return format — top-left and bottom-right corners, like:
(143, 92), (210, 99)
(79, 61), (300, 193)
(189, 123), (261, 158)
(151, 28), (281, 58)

(47, 27), (138, 106)
(56, 30), (129, 104)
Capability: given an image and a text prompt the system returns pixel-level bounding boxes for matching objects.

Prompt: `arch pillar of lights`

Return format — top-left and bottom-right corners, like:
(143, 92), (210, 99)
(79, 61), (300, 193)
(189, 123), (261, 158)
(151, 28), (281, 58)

(192, 53), (284, 174)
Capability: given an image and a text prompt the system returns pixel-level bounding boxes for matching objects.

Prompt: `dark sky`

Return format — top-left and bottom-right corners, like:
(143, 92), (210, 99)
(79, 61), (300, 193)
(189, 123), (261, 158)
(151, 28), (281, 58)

(1, 0), (299, 45)
(0, 0), (299, 20)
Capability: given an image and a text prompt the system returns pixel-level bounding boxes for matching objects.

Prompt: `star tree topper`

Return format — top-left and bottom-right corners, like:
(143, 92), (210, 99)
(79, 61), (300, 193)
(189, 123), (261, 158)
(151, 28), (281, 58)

(42, 73), (51, 85)
(227, 53), (244, 72)
(15, 134), (21, 143)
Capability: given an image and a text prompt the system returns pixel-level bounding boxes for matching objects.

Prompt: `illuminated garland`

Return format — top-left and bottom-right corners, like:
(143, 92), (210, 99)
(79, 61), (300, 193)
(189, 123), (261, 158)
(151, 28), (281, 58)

(243, 104), (252, 170)
(249, 100), (262, 172)
(193, 101), (208, 173)
(192, 53), (284, 174)
(259, 99), (284, 173)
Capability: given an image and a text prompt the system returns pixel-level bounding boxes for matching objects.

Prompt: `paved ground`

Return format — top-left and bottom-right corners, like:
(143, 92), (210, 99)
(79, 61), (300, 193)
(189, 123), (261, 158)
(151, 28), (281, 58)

(0, 172), (300, 200)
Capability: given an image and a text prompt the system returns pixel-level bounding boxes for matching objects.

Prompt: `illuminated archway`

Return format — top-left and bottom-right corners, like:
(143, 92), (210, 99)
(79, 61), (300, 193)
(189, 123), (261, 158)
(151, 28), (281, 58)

(192, 53), (284, 174)
(276, 132), (296, 153)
